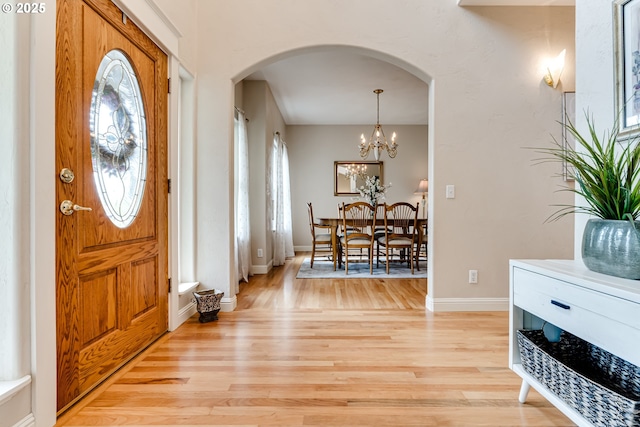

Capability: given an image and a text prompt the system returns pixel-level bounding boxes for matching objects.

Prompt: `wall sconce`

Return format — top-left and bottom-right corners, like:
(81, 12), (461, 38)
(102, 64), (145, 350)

(543, 49), (566, 88)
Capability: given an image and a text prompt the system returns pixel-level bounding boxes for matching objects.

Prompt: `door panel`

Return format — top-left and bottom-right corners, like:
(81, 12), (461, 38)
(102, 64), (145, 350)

(79, 269), (117, 346)
(56, 0), (168, 413)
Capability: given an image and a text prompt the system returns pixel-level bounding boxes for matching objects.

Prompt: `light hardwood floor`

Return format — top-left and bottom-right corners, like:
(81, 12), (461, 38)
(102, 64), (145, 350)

(56, 254), (573, 426)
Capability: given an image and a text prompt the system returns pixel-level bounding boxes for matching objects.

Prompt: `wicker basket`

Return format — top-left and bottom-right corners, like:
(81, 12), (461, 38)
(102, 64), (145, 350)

(517, 329), (640, 427)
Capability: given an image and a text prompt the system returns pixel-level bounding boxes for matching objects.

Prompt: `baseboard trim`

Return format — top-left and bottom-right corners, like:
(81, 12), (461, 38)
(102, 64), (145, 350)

(12, 414), (34, 427)
(295, 245), (312, 252)
(221, 294), (237, 312)
(251, 261), (272, 275)
(176, 301), (197, 326)
(426, 296), (509, 312)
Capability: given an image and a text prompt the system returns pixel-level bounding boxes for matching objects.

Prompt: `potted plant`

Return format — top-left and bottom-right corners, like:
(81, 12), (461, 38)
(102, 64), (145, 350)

(537, 113), (640, 279)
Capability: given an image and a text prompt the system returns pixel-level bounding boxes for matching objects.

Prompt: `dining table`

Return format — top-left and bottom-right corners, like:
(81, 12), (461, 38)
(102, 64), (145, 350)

(315, 216), (427, 271)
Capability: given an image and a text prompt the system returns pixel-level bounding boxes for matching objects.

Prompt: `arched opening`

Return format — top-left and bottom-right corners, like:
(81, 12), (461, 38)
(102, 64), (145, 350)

(231, 45), (433, 302)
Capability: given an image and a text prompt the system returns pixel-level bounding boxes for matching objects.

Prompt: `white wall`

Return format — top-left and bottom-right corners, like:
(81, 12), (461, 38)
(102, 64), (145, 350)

(243, 80), (287, 273)
(574, 1), (614, 258)
(0, 7), (33, 427)
(195, 1), (576, 310)
(287, 125), (428, 250)
(151, 0), (198, 71)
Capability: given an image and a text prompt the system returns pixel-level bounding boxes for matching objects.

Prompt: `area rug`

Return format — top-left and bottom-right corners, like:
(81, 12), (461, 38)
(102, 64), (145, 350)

(296, 257), (427, 279)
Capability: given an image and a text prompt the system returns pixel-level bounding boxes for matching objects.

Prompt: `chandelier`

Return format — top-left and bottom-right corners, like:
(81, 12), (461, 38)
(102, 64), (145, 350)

(344, 163), (368, 179)
(359, 89), (398, 160)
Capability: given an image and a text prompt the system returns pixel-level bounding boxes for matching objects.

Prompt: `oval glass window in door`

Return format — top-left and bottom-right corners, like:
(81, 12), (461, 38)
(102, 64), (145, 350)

(89, 49), (147, 228)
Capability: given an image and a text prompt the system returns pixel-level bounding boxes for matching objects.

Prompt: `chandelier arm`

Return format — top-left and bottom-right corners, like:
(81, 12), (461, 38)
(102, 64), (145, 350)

(375, 125), (387, 143)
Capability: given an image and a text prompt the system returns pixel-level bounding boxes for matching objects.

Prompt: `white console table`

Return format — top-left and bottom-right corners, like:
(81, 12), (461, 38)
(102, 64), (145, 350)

(509, 259), (640, 427)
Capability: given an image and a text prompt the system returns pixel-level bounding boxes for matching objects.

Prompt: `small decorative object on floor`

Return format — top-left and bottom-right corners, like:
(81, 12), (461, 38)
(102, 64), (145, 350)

(193, 288), (224, 323)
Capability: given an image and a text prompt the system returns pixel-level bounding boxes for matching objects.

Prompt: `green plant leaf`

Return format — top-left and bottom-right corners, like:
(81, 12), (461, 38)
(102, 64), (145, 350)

(531, 111), (640, 221)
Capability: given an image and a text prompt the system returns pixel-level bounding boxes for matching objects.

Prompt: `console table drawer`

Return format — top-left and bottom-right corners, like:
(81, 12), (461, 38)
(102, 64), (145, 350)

(513, 266), (640, 366)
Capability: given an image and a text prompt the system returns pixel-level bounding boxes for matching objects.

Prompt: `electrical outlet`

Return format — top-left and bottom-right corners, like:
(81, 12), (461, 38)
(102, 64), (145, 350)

(257, 248), (263, 258)
(469, 269), (478, 284)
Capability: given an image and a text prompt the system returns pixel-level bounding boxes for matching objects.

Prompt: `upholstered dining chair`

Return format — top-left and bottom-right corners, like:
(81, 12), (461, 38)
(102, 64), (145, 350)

(307, 202), (334, 268)
(374, 203), (391, 250)
(340, 201), (376, 274)
(336, 203), (350, 268)
(376, 202), (419, 274)
(415, 218), (427, 271)
(337, 202), (362, 268)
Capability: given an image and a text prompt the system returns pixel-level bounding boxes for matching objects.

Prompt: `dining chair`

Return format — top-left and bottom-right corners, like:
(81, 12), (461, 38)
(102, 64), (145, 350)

(373, 203), (391, 251)
(377, 202), (419, 274)
(337, 202), (364, 268)
(415, 218), (427, 271)
(306, 202), (334, 268)
(340, 201), (376, 274)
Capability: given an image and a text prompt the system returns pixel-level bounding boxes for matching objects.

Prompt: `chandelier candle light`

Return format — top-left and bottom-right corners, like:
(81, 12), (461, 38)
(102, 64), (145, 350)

(345, 163), (368, 179)
(359, 89), (398, 161)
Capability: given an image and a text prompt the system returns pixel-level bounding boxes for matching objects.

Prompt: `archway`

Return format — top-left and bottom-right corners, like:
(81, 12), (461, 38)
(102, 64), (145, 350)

(231, 45), (434, 306)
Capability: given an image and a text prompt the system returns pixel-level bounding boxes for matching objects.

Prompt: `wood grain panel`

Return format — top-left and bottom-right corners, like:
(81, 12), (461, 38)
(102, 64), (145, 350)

(77, 240), (158, 274)
(78, 311), (160, 394)
(56, 0), (83, 410)
(79, 269), (117, 346)
(131, 257), (158, 318)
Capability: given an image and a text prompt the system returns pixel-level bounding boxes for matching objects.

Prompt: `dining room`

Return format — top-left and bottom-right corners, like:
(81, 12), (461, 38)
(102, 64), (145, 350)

(236, 73), (428, 278)
(240, 59), (429, 277)
(288, 124), (429, 258)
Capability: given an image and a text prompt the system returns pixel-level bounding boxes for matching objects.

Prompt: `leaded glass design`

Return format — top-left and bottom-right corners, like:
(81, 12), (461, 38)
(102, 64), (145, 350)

(89, 50), (147, 228)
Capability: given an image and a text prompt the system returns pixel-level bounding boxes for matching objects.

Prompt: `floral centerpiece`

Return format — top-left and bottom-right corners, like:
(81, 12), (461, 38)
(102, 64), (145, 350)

(358, 175), (391, 206)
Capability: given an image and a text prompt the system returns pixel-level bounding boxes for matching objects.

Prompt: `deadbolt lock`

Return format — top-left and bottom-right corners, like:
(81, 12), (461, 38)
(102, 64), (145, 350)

(59, 168), (75, 183)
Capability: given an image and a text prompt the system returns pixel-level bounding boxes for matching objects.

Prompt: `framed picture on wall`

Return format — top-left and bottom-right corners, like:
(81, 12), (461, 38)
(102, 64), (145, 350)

(562, 91), (575, 182)
(614, 0), (640, 139)
(334, 161), (383, 196)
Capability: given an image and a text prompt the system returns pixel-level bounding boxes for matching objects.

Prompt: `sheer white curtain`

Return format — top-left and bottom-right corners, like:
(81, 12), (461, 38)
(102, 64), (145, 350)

(235, 109), (251, 289)
(272, 132), (294, 266)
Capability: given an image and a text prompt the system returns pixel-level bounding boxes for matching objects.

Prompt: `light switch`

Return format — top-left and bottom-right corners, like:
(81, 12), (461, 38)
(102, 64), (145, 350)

(446, 185), (455, 199)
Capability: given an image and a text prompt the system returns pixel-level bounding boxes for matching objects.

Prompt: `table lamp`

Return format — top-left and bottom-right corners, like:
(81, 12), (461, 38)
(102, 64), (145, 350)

(414, 179), (428, 218)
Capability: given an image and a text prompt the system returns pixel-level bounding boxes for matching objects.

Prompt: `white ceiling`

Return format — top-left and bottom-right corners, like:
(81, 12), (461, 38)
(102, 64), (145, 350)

(244, 0), (574, 126)
(245, 51), (429, 126)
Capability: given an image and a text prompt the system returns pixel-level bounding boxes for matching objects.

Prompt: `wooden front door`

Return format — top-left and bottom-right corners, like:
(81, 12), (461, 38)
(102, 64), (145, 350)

(55, 0), (168, 413)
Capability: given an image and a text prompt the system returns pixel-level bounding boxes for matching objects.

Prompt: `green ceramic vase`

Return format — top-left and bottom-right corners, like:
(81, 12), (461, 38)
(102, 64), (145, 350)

(582, 218), (640, 280)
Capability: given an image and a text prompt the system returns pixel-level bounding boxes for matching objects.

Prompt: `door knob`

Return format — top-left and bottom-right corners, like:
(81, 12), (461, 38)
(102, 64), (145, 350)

(60, 200), (93, 216)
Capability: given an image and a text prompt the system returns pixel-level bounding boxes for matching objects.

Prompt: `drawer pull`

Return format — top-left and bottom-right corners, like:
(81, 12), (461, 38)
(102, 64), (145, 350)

(551, 300), (570, 310)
